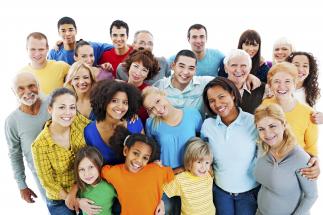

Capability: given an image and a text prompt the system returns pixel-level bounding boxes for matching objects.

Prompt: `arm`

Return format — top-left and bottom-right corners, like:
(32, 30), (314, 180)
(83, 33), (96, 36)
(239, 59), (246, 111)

(300, 157), (320, 180)
(303, 117), (318, 157)
(246, 74), (261, 90)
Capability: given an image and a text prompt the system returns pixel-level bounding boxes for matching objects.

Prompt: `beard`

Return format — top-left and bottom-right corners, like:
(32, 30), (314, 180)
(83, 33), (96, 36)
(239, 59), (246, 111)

(19, 92), (39, 106)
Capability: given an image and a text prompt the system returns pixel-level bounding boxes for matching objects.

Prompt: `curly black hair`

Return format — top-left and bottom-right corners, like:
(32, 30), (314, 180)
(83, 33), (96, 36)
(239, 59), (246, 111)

(90, 80), (141, 122)
(122, 50), (160, 80)
(286, 51), (320, 107)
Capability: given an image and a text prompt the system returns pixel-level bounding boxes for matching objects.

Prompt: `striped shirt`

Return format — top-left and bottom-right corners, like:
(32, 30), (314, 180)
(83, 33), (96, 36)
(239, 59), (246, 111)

(32, 114), (89, 200)
(163, 171), (215, 215)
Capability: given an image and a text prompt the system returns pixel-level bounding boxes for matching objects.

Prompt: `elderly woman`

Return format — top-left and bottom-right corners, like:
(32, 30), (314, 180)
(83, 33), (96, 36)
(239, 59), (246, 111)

(224, 49), (266, 114)
(261, 62), (319, 179)
(270, 37), (295, 66)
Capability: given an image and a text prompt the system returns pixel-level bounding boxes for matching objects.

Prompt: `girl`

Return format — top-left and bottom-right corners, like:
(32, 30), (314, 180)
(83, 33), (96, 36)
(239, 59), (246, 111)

(84, 80), (144, 165)
(123, 49), (160, 123)
(201, 77), (259, 215)
(64, 61), (96, 120)
(254, 104), (317, 215)
(163, 137), (215, 215)
(74, 146), (116, 215)
(74, 40), (113, 81)
(32, 88), (90, 215)
(101, 126), (174, 215)
(238, 29), (270, 82)
(286, 51), (322, 124)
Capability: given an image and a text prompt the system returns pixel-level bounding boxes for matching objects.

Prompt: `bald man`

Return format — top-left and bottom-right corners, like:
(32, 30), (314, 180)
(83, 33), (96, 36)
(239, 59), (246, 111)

(5, 72), (50, 204)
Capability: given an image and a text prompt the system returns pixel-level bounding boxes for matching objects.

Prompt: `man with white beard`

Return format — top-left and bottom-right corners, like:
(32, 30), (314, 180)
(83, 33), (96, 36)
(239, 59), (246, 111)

(5, 72), (50, 204)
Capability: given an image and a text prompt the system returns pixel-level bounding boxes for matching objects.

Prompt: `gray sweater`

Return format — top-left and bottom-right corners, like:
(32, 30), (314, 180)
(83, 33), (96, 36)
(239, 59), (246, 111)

(254, 145), (317, 215)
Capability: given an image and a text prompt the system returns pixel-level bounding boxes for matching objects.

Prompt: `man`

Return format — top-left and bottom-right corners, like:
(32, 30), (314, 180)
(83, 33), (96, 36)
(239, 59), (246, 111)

(99, 20), (133, 77)
(168, 24), (224, 76)
(48, 16), (113, 66)
(5, 72), (50, 204)
(154, 49), (214, 117)
(20, 32), (69, 95)
(116, 30), (171, 85)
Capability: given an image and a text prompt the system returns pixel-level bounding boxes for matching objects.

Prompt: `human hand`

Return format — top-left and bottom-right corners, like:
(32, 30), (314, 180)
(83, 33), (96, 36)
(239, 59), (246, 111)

(300, 156), (320, 180)
(100, 63), (113, 71)
(311, 112), (323, 124)
(53, 40), (63, 51)
(20, 187), (37, 203)
(155, 200), (165, 215)
(246, 74), (261, 90)
(65, 190), (79, 212)
(78, 198), (102, 215)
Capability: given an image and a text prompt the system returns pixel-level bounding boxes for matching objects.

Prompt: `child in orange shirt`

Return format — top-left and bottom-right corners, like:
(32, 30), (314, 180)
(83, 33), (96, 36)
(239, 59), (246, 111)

(101, 126), (174, 215)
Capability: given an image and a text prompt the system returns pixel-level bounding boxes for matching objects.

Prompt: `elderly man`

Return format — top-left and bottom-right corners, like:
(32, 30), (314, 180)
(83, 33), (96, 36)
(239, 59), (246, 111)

(116, 30), (171, 84)
(5, 72), (50, 204)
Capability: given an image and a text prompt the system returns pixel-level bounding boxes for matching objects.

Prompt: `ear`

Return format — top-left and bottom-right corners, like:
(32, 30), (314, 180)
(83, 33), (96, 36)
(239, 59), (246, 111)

(47, 106), (52, 115)
(171, 62), (176, 71)
(224, 64), (228, 73)
(73, 55), (77, 61)
(123, 146), (129, 157)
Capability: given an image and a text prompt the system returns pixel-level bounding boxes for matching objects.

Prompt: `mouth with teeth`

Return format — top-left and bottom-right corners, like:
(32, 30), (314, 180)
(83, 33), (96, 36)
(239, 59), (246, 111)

(264, 135), (277, 145)
(129, 162), (142, 173)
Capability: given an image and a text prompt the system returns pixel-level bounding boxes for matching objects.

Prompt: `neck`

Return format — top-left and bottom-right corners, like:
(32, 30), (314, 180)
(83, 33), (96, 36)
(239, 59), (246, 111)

(162, 105), (181, 122)
(222, 107), (239, 126)
(77, 91), (90, 101)
(296, 81), (303, 89)
(63, 41), (76, 50)
(128, 80), (143, 88)
(49, 121), (70, 134)
(275, 96), (297, 112)
(30, 60), (47, 69)
(115, 45), (129, 55)
(171, 77), (190, 91)
(194, 50), (205, 60)
(97, 116), (121, 129)
(19, 99), (41, 115)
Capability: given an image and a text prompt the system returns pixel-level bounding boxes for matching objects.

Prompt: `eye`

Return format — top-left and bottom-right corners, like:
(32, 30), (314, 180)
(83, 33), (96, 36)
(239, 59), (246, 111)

(70, 105), (76, 110)
(143, 156), (150, 161)
(59, 106), (65, 110)
(78, 168), (85, 172)
(73, 77), (79, 81)
(111, 98), (118, 103)
(269, 124), (276, 129)
(257, 127), (264, 131)
(123, 100), (128, 105)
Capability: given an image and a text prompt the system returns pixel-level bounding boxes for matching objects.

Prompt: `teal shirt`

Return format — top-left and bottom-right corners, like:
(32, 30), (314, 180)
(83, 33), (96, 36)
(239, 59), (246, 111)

(80, 180), (116, 215)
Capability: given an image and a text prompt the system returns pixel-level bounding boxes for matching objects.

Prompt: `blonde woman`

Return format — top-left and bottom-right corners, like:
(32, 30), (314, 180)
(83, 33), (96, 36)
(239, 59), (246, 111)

(254, 104), (317, 215)
(271, 37), (295, 66)
(65, 61), (96, 120)
(262, 62), (319, 179)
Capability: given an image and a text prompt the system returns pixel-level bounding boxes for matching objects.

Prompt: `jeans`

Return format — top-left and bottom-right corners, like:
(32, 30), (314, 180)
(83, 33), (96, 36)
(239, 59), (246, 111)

(46, 198), (76, 215)
(162, 193), (181, 215)
(213, 184), (260, 215)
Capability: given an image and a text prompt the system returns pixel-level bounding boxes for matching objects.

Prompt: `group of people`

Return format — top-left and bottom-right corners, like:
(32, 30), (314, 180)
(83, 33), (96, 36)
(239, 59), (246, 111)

(5, 16), (321, 215)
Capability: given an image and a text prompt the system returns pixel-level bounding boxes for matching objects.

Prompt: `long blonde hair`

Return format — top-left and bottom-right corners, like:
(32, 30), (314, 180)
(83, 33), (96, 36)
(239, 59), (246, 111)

(254, 104), (296, 155)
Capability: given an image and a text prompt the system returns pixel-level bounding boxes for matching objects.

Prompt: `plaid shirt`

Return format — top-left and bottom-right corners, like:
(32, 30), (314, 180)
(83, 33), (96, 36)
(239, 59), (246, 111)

(32, 113), (89, 200)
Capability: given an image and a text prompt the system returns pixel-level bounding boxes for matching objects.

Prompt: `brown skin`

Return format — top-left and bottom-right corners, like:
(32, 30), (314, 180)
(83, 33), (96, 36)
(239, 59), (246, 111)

(20, 187), (37, 203)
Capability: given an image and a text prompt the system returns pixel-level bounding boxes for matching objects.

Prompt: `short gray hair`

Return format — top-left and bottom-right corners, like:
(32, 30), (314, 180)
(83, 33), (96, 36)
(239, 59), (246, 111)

(223, 49), (252, 70)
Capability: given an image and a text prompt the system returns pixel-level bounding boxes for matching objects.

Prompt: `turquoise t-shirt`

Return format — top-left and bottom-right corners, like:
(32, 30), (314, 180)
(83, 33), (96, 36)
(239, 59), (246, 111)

(80, 180), (116, 215)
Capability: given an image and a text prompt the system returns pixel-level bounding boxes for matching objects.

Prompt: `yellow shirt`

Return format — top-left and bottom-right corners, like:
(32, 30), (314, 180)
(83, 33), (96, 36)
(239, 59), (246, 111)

(261, 98), (318, 156)
(32, 114), (90, 200)
(20, 60), (69, 95)
(163, 171), (215, 215)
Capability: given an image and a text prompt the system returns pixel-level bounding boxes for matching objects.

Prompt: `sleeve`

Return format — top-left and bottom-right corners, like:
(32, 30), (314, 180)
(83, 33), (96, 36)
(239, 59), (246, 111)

(167, 55), (175, 67)
(145, 119), (153, 138)
(101, 165), (113, 183)
(4, 116), (27, 189)
(160, 57), (171, 77)
(47, 49), (56, 60)
(163, 173), (180, 198)
(116, 63), (129, 81)
(293, 169), (318, 214)
(194, 109), (203, 132)
(217, 61), (227, 77)
(91, 42), (113, 66)
(32, 140), (63, 199)
(257, 63), (269, 83)
(304, 120), (318, 156)
(127, 116), (144, 134)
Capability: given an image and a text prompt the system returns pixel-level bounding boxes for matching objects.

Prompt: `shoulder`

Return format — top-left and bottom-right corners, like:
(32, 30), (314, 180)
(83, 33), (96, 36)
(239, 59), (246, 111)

(206, 48), (224, 56)
(292, 145), (311, 165)
(32, 124), (50, 148)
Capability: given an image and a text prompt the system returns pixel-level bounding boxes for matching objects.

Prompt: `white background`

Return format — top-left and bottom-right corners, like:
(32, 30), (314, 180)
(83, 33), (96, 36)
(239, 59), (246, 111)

(0, 0), (322, 214)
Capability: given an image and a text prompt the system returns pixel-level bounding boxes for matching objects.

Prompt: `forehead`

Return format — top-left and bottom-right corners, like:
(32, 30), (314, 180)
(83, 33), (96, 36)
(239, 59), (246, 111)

(59, 24), (76, 31)
(144, 92), (162, 106)
(27, 37), (47, 48)
(111, 26), (127, 34)
(53, 94), (76, 104)
(74, 67), (91, 76)
(112, 91), (128, 99)
(79, 157), (95, 167)
(15, 74), (37, 87)
(136, 32), (153, 41)
(131, 141), (152, 154)
(228, 55), (249, 64)
(292, 55), (309, 63)
(274, 43), (291, 49)
(175, 56), (196, 66)
(272, 71), (294, 79)
(189, 28), (206, 37)
(257, 116), (281, 126)
(78, 45), (94, 53)
(207, 85), (229, 97)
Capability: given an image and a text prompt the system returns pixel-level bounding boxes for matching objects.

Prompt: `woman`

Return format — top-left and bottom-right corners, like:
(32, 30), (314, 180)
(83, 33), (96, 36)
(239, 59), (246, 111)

(123, 49), (160, 123)
(64, 61), (96, 120)
(74, 40), (113, 81)
(254, 104), (317, 215)
(32, 88), (89, 214)
(84, 79), (143, 165)
(286, 51), (322, 124)
(142, 86), (202, 215)
(237, 29), (269, 82)
(270, 37), (294, 66)
(224, 49), (266, 114)
(201, 77), (259, 215)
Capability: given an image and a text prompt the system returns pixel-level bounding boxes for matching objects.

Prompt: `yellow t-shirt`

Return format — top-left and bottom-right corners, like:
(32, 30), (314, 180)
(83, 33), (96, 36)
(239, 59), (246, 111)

(20, 60), (69, 95)
(163, 171), (215, 215)
(261, 98), (318, 156)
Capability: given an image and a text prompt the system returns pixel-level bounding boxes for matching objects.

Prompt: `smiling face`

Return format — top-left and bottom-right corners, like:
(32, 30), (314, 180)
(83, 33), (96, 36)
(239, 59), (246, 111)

(256, 116), (285, 149)
(207, 85), (239, 125)
(78, 157), (100, 185)
(71, 67), (93, 94)
(291, 55), (310, 86)
(190, 156), (212, 177)
(48, 94), (77, 127)
(14, 73), (40, 106)
(188, 28), (207, 54)
(242, 41), (259, 58)
(123, 141), (152, 173)
(106, 91), (129, 120)
(270, 71), (295, 100)
(225, 55), (251, 88)
(133, 32), (154, 52)
(172, 56), (196, 89)
(59, 24), (77, 45)
(128, 61), (149, 87)
(75, 45), (95, 66)
(273, 44), (292, 63)
(27, 37), (48, 67)
(111, 26), (128, 49)
(143, 92), (170, 118)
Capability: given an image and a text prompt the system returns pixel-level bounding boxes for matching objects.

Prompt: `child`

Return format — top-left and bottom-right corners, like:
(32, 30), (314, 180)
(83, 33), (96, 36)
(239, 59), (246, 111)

(163, 137), (215, 215)
(74, 146), (116, 215)
(101, 126), (174, 215)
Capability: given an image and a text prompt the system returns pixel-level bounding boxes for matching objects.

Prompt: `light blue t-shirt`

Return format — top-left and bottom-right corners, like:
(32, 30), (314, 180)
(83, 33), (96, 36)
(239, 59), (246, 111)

(48, 41), (113, 66)
(146, 107), (202, 168)
(168, 48), (224, 76)
(201, 108), (258, 193)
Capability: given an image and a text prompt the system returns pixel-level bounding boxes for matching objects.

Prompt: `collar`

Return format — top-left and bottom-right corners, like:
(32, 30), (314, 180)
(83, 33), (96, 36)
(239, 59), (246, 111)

(214, 107), (244, 126)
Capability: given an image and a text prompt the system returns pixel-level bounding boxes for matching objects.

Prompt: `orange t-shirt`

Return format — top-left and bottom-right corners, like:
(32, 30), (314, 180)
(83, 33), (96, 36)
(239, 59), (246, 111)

(101, 163), (174, 215)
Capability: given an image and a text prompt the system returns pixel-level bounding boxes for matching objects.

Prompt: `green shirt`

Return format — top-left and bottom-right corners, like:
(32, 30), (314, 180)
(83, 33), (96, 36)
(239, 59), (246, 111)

(80, 180), (116, 215)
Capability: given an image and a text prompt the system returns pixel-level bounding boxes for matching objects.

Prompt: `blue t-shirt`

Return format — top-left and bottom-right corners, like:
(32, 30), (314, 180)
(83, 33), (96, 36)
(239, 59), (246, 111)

(168, 48), (224, 76)
(146, 107), (202, 168)
(84, 118), (143, 165)
(48, 41), (113, 66)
